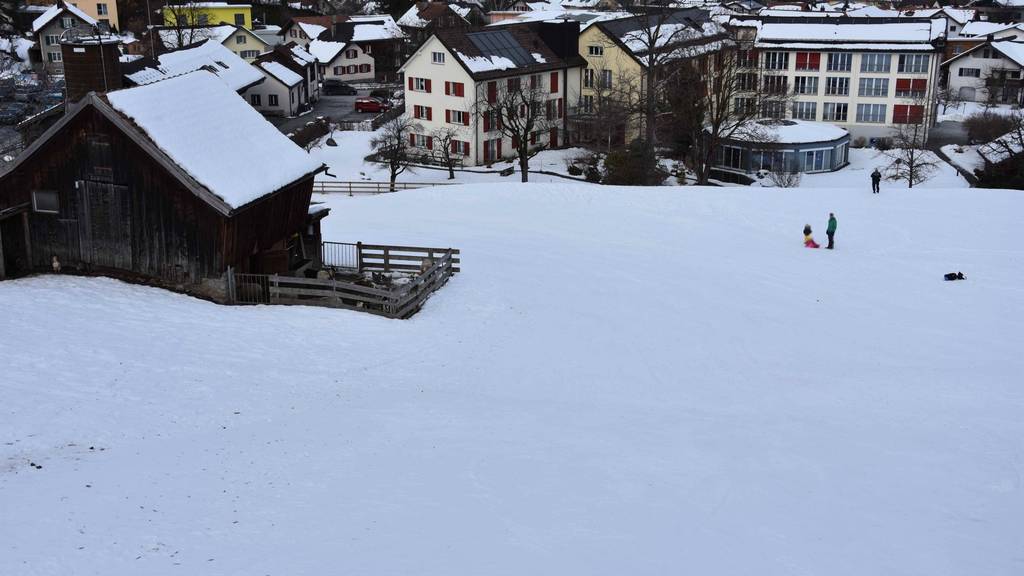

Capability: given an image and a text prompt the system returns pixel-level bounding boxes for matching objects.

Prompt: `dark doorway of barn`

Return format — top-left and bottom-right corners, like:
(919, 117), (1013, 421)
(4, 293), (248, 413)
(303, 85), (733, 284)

(78, 182), (133, 271)
(0, 213), (30, 279)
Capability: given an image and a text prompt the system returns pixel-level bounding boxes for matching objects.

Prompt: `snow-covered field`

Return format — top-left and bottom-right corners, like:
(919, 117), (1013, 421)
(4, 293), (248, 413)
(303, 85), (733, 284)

(3, 184), (1023, 575)
(941, 143), (986, 174)
(309, 130), (592, 185)
(936, 101), (1020, 123)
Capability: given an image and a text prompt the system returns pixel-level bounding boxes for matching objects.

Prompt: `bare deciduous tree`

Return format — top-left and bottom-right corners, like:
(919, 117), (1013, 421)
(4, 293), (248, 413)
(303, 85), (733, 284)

(884, 116), (939, 188)
(474, 77), (560, 182)
(935, 85), (965, 115)
(371, 116), (421, 191)
(430, 125), (462, 179)
(163, 1), (217, 49)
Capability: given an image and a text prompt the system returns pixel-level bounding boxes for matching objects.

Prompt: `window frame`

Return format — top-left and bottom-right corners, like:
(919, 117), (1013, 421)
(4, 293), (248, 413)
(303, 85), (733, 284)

(32, 190), (60, 214)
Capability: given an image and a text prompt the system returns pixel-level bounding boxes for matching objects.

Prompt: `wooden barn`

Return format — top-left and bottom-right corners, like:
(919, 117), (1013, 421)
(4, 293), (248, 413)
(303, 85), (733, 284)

(0, 70), (325, 300)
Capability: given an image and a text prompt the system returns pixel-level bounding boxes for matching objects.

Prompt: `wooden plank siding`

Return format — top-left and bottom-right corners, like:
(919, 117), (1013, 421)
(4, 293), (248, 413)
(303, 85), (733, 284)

(0, 104), (316, 289)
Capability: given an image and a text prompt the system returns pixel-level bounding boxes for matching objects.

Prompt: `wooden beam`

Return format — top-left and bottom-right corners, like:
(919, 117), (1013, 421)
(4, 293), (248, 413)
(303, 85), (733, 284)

(21, 211), (32, 272)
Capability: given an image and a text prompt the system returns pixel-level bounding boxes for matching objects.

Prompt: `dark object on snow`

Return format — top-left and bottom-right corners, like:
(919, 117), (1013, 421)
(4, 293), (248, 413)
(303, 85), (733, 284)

(944, 272), (966, 281)
(326, 138), (337, 147)
(871, 169), (881, 193)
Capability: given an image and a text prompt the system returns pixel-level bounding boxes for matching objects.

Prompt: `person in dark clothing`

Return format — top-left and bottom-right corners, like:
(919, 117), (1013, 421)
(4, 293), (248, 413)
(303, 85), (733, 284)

(826, 213), (837, 249)
(871, 169), (882, 193)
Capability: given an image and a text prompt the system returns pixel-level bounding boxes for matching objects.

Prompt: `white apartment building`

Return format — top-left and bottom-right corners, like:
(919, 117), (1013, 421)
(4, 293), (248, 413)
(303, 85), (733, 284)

(736, 18), (946, 140)
(945, 40), (1024, 104)
(399, 24), (583, 166)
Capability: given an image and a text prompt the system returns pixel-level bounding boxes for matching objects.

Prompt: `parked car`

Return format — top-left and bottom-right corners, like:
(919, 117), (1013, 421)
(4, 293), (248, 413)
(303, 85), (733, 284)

(354, 96), (389, 113)
(36, 91), (63, 107)
(0, 102), (31, 125)
(323, 79), (356, 96)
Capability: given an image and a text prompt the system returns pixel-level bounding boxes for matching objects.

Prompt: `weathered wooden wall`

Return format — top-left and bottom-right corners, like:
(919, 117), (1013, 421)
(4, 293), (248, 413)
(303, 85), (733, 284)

(1, 105), (315, 285)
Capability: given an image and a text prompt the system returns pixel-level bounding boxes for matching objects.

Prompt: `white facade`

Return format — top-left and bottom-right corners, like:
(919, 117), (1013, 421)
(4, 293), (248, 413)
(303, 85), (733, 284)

(311, 41), (376, 82)
(945, 43), (1024, 104)
(244, 71), (302, 116)
(400, 35), (581, 167)
(35, 11), (95, 73)
(748, 49), (942, 140)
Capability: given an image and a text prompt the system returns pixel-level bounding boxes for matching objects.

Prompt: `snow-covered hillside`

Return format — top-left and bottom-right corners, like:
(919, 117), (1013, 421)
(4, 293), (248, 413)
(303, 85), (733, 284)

(2, 184), (1022, 575)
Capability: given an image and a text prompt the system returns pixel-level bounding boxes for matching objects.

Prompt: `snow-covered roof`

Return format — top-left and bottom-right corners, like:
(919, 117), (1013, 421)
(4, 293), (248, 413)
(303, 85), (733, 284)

(991, 40), (1024, 66)
(306, 39), (347, 64)
(289, 43), (316, 66)
(297, 21), (327, 39)
(259, 60), (303, 86)
(0, 36), (34, 62)
(348, 15), (406, 42)
(960, 21), (1024, 38)
(106, 71), (321, 210)
(397, 4), (430, 27)
(601, 10), (727, 60)
(726, 119), (850, 145)
(488, 9), (632, 31)
(157, 25), (237, 49)
(166, 1), (251, 6)
(32, 2), (97, 33)
(126, 39), (264, 92)
(757, 21), (942, 42)
(978, 128), (1024, 164)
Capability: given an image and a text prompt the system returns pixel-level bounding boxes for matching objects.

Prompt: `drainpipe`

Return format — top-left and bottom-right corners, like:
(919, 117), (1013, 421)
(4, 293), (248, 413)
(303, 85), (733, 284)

(474, 81), (480, 166)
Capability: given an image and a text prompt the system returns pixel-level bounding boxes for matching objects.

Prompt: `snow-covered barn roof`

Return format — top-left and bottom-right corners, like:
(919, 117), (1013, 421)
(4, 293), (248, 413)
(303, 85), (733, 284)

(106, 71), (322, 211)
(347, 15), (406, 42)
(125, 39), (264, 92)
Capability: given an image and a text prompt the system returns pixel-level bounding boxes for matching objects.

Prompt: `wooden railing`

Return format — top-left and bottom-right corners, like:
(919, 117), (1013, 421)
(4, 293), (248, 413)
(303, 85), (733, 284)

(228, 243), (460, 319)
(313, 181), (454, 195)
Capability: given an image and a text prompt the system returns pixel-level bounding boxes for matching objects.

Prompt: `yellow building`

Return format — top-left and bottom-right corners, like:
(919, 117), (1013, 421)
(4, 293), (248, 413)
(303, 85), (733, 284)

(575, 10), (727, 147)
(69, 0), (118, 30)
(163, 2), (253, 30)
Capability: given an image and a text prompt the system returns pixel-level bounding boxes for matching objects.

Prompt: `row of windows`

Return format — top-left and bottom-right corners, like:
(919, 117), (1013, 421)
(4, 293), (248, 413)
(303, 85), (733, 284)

(733, 99), (924, 124)
(333, 64), (372, 75)
(742, 75), (928, 97)
(249, 93), (284, 107)
(409, 134), (470, 156)
(744, 51), (930, 74)
(175, 13), (245, 26)
(719, 145), (848, 174)
(583, 68), (613, 89)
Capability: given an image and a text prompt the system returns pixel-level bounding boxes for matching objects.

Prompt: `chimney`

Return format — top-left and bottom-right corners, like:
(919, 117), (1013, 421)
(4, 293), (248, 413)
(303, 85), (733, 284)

(60, 29), (123, 102)
(536, 20), (580, 61)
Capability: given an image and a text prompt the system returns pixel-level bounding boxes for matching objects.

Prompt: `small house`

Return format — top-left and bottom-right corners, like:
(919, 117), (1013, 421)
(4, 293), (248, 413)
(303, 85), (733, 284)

(31, 0), (97, 73)
(0, 70), (324, 296)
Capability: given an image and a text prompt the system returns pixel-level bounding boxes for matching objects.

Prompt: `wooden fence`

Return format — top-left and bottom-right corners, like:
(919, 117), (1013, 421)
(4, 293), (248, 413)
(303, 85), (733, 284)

(228, 243), (460, 319)
(312, 181), (454, 195)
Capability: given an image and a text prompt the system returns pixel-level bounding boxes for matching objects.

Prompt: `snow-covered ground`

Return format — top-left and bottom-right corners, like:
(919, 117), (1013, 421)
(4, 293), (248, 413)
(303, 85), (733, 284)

(936, 101), (1020, 123)
(309, 130), (593, 185)
(941, 143), (986, 174)
(2, 184), (1022, 575)
(753, 147), (969, 189)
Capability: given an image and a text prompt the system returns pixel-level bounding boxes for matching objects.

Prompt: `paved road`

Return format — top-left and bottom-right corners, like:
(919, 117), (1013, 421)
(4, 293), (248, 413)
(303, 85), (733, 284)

(928, 120), (969, 148)
(269, 92), (371, 134)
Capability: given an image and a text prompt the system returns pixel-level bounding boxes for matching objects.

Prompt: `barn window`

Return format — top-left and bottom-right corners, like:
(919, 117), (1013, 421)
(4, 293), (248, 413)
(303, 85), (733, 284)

(32, 190), (60, 214)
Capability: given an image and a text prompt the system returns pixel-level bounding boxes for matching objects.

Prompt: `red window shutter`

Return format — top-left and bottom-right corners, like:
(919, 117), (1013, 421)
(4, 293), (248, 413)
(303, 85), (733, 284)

(530, 132), (536, 144)
(457, 83), (464, 96)
(507, 78), (515, 92)
(912, 79), (927, 91)
(408, 76), (414, 90)
(484, 141), (490, 162)
(809, 53), (820, 69)
(531, 75), (538, 89)
(558, 98), (563, 118)
(550, 127), (558, 147)
(487, 81), (496, 103)
(446, 109), (451, 123)
(896, 78), (911, 92)
(497, 115), (503, 130)
(462, 112), (469, 126)
(427, 136), (433, 150)
(796, 52), (807, 68)
(550, 72), (558, 93)
(910, 105), (924, 123)
(545, 100), (552, 119)
(512, 135), (519, 148)
(425, 79), (431, 93)
(450, 140), (457, 154)
(483, 112), (490, 132)
(410, 133), (416, 146)
(445, 81), (451, 95)
(496, 138), (502, 158)
(894, 104), (907, 123)
(463, 142), (469, 156)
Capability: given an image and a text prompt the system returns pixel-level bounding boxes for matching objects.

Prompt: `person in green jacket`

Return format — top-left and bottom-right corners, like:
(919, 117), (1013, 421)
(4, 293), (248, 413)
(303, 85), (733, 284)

(826, 213), (837, 250)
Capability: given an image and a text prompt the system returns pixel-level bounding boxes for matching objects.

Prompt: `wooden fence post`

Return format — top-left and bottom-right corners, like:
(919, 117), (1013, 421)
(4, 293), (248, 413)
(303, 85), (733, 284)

(226, 266), (234, 303)
(356, 242), (363, 273)
(383, 247), (390, 272)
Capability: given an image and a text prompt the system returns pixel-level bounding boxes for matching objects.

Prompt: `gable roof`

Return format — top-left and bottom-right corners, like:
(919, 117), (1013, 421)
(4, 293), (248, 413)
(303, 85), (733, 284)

(946, 39), (1024, 66)
(32, 1), (97, 33)
(960, 21), (1024, 38)
(425, 25), (583, 80)
(259, 60), (303, 87)
(398, 1), (472, 29)
(124, 39), (264, 92)
(156, 24), (268, 51)
(106, 71), (322, 211)
(597, 9), (729, 63)
(307, 38), (349, 64)
(487, 9), (633, 31)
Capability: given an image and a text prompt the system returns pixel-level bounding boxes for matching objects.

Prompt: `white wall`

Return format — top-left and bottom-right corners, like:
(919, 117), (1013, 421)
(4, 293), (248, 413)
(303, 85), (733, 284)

(947, 49), (1023, 103)
(323, 44), (375, 82)
(244, 75), (300, 117)
(402, 36), (582, 166)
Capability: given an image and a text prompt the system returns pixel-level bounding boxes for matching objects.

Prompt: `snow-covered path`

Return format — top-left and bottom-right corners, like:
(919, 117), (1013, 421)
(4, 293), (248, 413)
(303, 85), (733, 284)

(2, 184), (1022, 575)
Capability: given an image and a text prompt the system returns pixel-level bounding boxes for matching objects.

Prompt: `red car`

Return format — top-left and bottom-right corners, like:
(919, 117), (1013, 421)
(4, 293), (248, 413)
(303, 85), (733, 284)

(355, 97), (389, 113)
